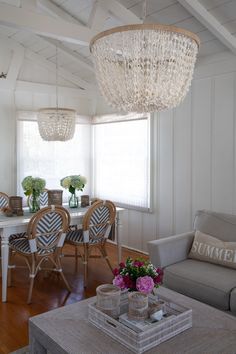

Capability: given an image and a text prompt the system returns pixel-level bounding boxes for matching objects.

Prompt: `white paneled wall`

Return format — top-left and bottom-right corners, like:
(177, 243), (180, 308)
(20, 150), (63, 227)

(118, 55), (236, 253)
(0, 90), (15, 195)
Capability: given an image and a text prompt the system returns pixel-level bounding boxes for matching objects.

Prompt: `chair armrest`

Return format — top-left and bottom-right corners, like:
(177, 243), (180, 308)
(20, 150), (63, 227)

(147, 231), (195, 268)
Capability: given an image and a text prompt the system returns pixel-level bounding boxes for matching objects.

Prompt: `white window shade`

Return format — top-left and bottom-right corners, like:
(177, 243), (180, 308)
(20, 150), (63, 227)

(92, 115), (151, 210)
(17, 116), (91, 203)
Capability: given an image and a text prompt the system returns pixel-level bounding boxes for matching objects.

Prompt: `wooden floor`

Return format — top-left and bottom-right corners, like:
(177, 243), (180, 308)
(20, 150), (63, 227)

(0, 243), (148, 354)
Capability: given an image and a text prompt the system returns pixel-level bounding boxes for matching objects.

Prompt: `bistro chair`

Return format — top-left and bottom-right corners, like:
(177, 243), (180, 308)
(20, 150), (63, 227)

(0, 192), (9, 210)
(65, 200), (116, 287)
(8, 205), (71, 303)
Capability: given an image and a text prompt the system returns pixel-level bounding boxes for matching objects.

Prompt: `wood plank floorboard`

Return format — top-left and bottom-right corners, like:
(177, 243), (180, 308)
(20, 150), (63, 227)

(0, 243), (148, 354)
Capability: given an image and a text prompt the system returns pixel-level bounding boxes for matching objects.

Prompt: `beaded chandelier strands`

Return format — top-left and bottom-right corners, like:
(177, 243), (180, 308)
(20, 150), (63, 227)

(37, 46), (76, 141)
(90, 1), (200, 113)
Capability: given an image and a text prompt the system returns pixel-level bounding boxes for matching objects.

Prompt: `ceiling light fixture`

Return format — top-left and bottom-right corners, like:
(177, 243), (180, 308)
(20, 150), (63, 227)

(37, 47), (76, 141)
(90, 1), (200, 113)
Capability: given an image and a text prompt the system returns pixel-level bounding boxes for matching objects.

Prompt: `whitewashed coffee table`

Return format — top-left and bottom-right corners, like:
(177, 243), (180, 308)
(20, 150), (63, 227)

(29, 287), (236, 354)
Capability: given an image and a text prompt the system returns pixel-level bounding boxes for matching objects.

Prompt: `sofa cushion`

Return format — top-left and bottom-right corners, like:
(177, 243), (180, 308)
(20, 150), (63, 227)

(230, 288), (236, 314)
(194, 210), (236, 242)
(188, 230), (236, 269)
(163, 259), (236, 310)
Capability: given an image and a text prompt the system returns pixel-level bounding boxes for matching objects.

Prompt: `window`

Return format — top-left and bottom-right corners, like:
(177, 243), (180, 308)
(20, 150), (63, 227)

(92, 114), (151, 210)
(17, 112), (91, 203)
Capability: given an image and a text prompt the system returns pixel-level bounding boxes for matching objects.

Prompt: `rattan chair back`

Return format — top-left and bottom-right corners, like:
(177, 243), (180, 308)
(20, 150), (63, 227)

(0, 192), (9, 210)
(27, 206), (70, 254)
(83, 200), (116, 242)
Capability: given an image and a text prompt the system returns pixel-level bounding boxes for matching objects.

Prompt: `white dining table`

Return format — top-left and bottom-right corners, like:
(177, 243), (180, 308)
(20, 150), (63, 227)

(0, 206), (124, 302)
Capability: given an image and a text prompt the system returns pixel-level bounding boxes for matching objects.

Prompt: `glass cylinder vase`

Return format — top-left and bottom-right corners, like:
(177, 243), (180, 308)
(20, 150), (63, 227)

(69, 192), (78, 208)
(28, 192), (40, 213)
(96, 284), (121, 319)
(128, 292), (148, 321)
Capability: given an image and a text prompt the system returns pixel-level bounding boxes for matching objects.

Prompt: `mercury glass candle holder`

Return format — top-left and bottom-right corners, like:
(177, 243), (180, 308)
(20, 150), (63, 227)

(128, 292), (149, 321)
(96, 284), (121, 319)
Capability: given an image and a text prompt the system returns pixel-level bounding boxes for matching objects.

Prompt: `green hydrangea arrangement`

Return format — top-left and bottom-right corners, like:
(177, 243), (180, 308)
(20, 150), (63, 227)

(60, 175), (87, 194)
(21, 176), (46, 197)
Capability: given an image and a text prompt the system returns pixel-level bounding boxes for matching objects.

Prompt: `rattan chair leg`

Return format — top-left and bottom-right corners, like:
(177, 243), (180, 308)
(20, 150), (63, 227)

(27, 257), (36, 304)
(83, 243), (89, 288)
(100, 244), (113, 272)
(56, 255), (72, 292)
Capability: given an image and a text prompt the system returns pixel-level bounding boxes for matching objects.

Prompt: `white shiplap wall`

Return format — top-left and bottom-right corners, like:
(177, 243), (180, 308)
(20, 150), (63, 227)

(117, 53), (236, 253)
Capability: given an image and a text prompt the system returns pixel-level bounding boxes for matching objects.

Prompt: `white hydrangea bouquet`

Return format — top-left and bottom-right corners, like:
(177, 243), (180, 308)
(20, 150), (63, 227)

(22, 176), (46, 212)
(60, 175), (87, 194)
(22, 176), (46, 197)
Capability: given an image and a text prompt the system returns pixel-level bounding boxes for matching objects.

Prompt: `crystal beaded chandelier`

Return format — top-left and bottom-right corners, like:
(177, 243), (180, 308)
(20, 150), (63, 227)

(90, 3), (200, 113)
(37, 47), (76, 141)
(38, 108), (76, 141)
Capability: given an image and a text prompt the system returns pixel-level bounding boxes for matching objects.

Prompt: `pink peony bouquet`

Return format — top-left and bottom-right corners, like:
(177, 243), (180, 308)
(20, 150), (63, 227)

(112, 257), (163, 295)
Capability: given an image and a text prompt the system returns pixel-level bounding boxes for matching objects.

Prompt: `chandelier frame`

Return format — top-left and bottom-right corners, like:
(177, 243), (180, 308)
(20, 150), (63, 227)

(90, 23), (200, 49)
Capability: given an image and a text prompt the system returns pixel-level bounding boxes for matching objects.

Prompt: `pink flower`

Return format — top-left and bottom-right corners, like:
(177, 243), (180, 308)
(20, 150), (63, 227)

(123, 275), (135, 290)
(119, 262), (125, 269)
(113, 275), (126, 290)
(154, 268), (163, 284)
(133, 261), (144, 267)
(136, 276), (154, 294)
(112, 268), (119, 276)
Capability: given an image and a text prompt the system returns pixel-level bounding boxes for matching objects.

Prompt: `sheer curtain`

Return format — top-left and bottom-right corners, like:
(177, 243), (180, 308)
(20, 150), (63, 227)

(92, 115), (151, 210)
(17, 115), (91, 204)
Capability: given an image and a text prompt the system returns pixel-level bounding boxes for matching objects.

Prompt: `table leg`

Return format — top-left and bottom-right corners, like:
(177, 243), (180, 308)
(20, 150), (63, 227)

(116, 212), (122, 264)
(1, 232), (9, 302)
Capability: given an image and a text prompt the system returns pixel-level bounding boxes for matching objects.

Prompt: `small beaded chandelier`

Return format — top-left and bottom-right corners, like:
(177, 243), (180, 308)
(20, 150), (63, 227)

(38, 108), (76, 141)
(90, 12), (200, 113)
(37, 47), (76, 141)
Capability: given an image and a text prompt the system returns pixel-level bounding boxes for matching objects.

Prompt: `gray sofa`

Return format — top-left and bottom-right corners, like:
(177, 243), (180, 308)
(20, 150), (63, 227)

(147, 210), (236, 313)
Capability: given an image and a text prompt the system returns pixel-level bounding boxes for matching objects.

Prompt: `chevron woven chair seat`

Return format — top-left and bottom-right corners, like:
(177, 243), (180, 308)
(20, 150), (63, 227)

(64, 200), (116, 287)
(9, 237), (57, 255)
(0, 192), (9, 210)
(8, 206), (71, 303)
(9, 232), (28, 241)
(66, 228), (101, 244)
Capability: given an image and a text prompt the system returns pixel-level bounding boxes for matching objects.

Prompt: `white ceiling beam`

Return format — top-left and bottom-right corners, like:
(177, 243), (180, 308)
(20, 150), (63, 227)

(0, 34), (24, 87)
(178, 0), (236, 56)
(88, 0), (108, 32)
(25, 48), (97, 93)
(0, 3), (94, 45)
(98, 0), (142, 24)
(21, 0), (37, 10)
(7, 45), (24, 84)
(41, 37), (94, 73)
(37, 0), (82, 25)
(16, 80), (91, 99)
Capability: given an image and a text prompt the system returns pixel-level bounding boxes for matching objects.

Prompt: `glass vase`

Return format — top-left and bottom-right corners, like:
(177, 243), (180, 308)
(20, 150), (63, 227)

(28, 192), (40, 213)
(69, 192), (78, 208)
(96, 284), (121, 319)
(128, 292), (148, 321)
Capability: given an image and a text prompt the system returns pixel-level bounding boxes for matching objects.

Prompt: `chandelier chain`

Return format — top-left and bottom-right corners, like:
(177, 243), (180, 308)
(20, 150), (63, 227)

(56, 45), (58, 110)
(37, 43), (76, 141)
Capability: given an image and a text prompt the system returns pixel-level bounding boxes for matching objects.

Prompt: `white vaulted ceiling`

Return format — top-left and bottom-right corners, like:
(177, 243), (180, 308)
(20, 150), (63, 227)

(0, 0), (235, 96)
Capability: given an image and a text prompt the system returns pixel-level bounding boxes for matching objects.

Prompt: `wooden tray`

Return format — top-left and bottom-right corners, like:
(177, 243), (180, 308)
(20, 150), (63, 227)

(88, 293), (192, 354)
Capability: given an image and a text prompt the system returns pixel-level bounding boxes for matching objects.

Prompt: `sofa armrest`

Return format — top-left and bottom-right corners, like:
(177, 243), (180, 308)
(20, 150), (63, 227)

(147, 232), (195, 268)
